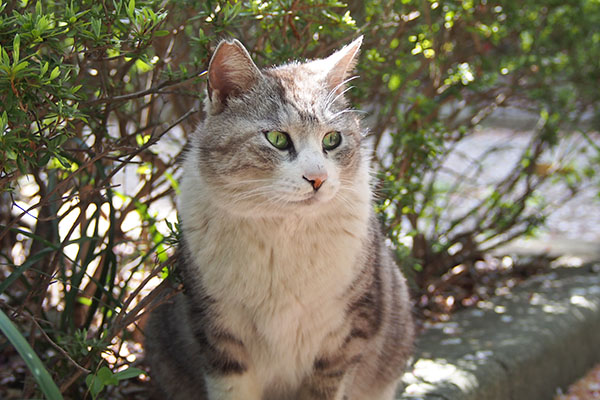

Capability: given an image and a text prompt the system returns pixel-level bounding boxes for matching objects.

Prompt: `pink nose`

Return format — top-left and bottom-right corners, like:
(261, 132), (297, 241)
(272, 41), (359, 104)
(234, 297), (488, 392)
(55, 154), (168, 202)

(303, 172), (328, 191)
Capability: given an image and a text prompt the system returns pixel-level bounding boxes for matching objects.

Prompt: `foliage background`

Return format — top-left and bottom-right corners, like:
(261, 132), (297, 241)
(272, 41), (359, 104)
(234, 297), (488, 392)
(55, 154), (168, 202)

(0, 0), (598, 398)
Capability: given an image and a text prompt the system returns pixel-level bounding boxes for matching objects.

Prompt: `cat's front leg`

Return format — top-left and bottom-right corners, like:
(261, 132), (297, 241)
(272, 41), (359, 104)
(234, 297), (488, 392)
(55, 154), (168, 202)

(196, 333), (262, 400)
(296, 358), (358, 400)
(204, 372), (262, 400)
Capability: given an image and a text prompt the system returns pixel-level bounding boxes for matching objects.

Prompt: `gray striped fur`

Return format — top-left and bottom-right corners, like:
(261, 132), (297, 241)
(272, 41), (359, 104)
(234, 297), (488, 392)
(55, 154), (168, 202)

(145, 37), (414, 400)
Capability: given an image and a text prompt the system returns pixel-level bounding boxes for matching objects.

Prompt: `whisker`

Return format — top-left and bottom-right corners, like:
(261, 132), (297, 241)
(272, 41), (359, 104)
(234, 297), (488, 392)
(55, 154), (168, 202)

(325, 108), (367, 124)
(227, 188), (273, 204)
(335, 191), (359, 211)
(327, 85), (355, 110)
(324, 75), (360, 109)
(221, 178), (274, 188)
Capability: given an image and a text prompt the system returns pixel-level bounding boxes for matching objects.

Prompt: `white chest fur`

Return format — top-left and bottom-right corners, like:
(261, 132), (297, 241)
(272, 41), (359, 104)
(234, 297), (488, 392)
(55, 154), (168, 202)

(178, 165), (371, 390)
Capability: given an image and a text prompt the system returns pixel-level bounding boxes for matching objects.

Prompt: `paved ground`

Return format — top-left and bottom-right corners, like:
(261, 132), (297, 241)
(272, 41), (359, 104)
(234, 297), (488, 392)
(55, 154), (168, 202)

(397, 263), (600, 400)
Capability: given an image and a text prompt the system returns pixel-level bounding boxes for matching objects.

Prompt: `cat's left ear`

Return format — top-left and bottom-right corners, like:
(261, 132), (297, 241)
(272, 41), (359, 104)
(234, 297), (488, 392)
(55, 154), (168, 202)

(323, 36), (363, 95)
(207, 39), (262, 114)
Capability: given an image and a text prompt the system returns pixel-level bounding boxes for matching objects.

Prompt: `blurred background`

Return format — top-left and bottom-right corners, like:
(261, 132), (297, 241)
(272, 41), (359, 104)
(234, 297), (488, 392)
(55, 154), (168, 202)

(0, 0), (599, 398)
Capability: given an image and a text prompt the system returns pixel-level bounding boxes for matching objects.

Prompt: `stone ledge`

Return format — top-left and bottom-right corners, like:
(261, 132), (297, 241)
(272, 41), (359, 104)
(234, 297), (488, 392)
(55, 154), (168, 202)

(398, 264), (600, 400)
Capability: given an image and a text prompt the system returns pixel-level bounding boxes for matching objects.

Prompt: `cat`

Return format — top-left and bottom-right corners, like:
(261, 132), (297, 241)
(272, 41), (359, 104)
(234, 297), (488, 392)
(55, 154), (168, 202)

(144, 36), (414, 400)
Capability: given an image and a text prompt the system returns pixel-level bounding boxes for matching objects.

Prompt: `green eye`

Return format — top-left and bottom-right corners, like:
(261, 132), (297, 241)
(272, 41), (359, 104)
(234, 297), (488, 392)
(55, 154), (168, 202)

(265, 130), (291, 150)
(322, 131), (342, 151)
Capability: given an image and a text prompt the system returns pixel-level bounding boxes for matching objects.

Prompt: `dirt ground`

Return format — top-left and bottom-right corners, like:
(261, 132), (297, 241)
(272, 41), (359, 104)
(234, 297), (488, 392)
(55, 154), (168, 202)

(555, 364), (600, 400)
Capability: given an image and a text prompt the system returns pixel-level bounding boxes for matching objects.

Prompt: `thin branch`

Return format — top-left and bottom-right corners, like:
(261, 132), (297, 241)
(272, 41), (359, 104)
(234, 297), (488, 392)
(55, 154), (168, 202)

(0, 148), (113, 243)
(1, 302), (90, 373)
(87, 71), (207, 105)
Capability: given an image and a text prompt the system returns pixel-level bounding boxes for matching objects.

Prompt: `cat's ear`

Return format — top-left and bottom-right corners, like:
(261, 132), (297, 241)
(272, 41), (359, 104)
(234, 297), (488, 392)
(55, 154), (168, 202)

(323, 36), (363, 95)
(207, 39), (261, 113)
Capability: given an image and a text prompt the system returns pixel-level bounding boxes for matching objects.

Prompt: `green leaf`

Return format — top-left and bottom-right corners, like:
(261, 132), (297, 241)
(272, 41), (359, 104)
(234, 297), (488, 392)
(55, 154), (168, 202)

(12, 34), (20, 64)
(91, 17), (102, 38)
(154, 30), (169, 37)
(0, 111), (8, 133)
(76, 296), (93, 306)
(97, 366), (118, 385)
(40, 61), (48, 76)
(16, 156), (28, 175)
(127, 0), (135, 19)
(135, 58), (153, 73)
(388, 74), (401, 91)
(49, 66), (60, 80)
(1, 45), (10, 65)
(97, 366), (111, 381)
(12, 60), (29, 74)
(113, 367), (144, 381)
(113, 0), (122, 15)
(0, 309), (64, 400)
(53, 154), (71, 169)
(85, 373), (104, 398)
(164, 171), (180, 194)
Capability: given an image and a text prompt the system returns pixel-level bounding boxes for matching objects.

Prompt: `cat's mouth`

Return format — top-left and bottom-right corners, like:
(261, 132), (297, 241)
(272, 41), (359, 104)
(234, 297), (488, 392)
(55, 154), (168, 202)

(289, 190), (335, 206)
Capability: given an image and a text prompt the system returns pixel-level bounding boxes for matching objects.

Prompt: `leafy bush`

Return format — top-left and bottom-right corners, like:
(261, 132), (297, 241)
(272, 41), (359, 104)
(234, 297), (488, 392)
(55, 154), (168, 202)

(0, 0), (598, 398)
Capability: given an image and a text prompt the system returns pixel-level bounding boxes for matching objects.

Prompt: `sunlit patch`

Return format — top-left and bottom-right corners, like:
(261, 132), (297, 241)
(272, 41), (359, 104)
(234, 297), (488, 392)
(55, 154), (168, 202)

(570, 295), (596, 310)
(501, 256), (514, 270)
(493, 305), (507, 314)
(542, 303), (568, 314)
(103, 352), (118, 365)
(403, 358), (477, 394)
(464, 350), (494, 361)
(554, 256), (585, 268)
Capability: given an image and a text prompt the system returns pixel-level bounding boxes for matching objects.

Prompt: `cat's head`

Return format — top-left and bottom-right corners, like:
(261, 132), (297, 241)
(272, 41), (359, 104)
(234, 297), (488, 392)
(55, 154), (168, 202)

(195, 37), (369, 217)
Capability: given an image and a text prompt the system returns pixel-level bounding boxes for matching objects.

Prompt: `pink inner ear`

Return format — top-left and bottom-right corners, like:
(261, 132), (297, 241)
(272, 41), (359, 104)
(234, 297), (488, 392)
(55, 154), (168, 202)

(207, 40), (261, 106)
(208, 67), (235, 104)
(325, 36), (363, 95)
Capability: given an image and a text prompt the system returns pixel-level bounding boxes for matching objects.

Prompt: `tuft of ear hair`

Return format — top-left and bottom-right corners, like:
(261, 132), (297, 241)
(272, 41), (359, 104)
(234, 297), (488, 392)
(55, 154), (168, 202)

(207, 39), (262, 114)
(322, 35), (363, 96)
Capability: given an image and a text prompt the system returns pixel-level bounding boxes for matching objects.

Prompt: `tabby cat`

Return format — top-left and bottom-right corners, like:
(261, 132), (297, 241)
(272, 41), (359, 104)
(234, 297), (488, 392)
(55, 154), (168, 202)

(145, 37), (414, 400)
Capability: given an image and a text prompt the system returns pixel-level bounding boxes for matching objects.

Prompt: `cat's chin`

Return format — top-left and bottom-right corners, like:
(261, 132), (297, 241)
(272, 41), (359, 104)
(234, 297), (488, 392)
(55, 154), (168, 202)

(282, 195), (345, 218)
(284, 196), (326, 212)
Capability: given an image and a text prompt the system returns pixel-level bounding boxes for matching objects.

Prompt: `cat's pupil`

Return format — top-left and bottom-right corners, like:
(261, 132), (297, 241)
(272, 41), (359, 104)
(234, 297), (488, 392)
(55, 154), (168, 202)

(265, 130), (290, 150)
(323, 131), (342, 150)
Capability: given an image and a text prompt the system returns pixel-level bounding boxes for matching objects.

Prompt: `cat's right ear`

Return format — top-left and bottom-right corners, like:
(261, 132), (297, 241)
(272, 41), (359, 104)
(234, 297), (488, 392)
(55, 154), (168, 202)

(207, 39), (262, 114)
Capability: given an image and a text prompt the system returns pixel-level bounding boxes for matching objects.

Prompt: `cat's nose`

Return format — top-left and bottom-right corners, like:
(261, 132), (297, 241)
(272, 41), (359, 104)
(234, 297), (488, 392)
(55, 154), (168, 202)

(303, 172), (328, 191)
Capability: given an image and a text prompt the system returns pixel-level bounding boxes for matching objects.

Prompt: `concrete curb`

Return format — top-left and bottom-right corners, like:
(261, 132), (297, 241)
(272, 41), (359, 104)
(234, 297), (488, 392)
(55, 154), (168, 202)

(398, 263), (600, 400)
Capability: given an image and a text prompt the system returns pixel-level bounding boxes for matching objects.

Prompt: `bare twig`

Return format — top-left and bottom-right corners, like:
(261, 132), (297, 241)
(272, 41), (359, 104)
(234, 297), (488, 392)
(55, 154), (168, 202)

(1, 302), (91, 374)
(87, 72), (206, 106)
(0, 148), (112, 243)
